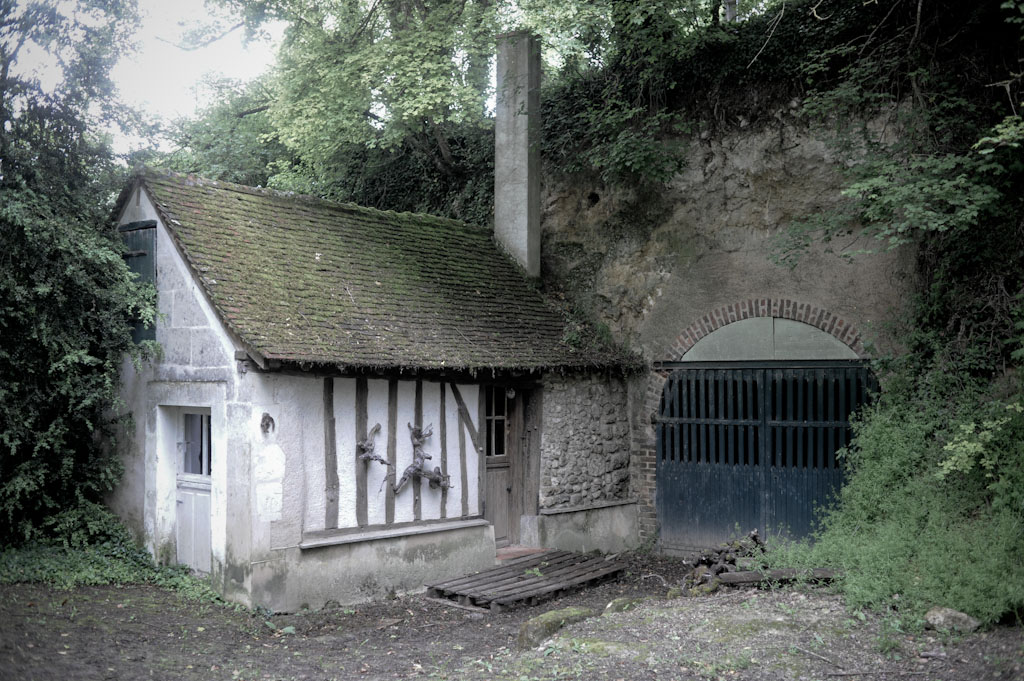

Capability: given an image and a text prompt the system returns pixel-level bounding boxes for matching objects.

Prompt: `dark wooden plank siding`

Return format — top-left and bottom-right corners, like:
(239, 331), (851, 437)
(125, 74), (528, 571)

(657, 364), (876, 550)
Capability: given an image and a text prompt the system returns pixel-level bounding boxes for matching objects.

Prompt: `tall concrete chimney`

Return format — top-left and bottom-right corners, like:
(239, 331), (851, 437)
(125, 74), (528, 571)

(495, 32), (541, 278)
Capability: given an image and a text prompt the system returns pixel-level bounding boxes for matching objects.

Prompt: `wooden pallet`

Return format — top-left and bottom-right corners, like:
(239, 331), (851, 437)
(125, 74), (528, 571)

(424, 550), (626, 612)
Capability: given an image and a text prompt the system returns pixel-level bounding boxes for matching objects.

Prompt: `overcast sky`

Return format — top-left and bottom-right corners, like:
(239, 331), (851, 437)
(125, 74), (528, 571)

(111, 0), (283, 151)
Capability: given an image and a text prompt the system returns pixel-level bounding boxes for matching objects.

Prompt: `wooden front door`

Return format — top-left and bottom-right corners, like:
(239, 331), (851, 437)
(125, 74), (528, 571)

(176, 412), (212, 572)
(483, 386), (527, 547)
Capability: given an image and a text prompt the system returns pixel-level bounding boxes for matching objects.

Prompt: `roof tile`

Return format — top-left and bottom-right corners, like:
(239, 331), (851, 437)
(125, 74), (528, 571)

(127, 169), (633, 372)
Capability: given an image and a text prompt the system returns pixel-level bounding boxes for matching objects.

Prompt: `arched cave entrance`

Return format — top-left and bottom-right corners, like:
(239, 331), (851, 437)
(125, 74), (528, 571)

(654, 314), (876, 551)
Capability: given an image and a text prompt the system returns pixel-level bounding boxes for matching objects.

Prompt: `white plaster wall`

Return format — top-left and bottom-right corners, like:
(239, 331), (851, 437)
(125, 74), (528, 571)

(334, 378), (358, 528)
(153, 404), (181, 558)
(458, 383), (482, 516)
(254, 375), (324, 535)
(443, 383), (462, 519)
(393, 381), (417, 523)
(244, 371), (325, 578)
(419, 381), (444, 521)
(365, 379), (391, 525)
(114, 187), (242, 585)
(253, 435), (285, 523)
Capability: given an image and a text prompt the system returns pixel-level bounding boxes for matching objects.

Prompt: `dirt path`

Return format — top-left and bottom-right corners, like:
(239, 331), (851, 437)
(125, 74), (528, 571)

(0, 554), (1020, 681)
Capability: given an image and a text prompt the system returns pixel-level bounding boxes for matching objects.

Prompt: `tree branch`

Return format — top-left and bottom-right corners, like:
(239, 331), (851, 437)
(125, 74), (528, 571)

(156, 22), (244, 51)
(858, 0), (904, 58)
(235, 104), (270, 118)
(747, 2), (785, 69)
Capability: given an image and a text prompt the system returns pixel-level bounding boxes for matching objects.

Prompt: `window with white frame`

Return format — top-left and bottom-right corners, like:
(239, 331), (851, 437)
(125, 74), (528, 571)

(182, 413), (212, 476)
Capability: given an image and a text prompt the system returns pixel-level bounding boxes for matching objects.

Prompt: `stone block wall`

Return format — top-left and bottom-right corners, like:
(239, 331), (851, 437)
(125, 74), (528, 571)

(539, 374), (631, 509)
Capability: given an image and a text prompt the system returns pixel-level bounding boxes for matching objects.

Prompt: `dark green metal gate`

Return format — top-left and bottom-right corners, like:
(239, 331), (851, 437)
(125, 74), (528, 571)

(655, 362), (876, 550)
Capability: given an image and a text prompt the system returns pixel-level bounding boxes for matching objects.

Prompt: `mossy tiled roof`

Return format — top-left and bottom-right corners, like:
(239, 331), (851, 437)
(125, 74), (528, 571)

(128, 169), (631, 372)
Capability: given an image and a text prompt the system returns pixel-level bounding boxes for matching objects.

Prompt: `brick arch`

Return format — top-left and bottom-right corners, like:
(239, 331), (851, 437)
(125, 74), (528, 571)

(632, 299), (869, 541)
(643, 298), (867, 421)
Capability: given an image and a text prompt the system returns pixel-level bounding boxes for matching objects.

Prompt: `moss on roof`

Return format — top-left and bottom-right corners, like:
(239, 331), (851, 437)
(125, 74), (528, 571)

(122, 169), (636, 372)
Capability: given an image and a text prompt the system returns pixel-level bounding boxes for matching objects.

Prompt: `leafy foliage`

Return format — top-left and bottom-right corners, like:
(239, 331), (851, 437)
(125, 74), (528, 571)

(160, 0), (501, 222)
(771, 372), (1024, 627)
(764, 1), (1024, 627)
(158, 75), (292, 188)
(0, 507), (226, 603)
(165, 0), (808, 217)
(0, 0), (156, 545)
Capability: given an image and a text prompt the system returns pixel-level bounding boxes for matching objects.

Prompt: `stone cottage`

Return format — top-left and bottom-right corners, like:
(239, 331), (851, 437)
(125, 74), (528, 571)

(111, 32), (916, 607)
(110, 164), (640, 611)
(108, 36), (645, 611)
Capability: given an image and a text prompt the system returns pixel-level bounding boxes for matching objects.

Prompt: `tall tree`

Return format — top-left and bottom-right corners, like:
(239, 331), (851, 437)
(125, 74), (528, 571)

(218, 0), (497, 180)
(162, 0), (789, 218)
(159, 75), (291, 188)
(0, 0), (156, 545)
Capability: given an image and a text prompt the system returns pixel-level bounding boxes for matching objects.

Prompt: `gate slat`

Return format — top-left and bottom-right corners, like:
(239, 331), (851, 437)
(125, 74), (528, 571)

(726, 373), (735, 465)
(656, 364), (873, 550)
(786, 371), (795, 469)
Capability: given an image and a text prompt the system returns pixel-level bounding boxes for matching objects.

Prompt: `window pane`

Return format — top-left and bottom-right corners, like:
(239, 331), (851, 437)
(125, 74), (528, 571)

(495, 419), (505, 456)
(184, 414), (202, 474)
(486, 419), (493, 456)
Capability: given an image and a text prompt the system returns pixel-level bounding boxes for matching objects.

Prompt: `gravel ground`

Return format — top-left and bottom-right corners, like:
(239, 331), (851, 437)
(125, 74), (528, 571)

(0, 552), (1020, 681)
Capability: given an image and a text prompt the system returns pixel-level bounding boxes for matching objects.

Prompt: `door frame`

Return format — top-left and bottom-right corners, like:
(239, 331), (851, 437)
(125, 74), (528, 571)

(173, 407), (213, 572)
(482, 383), (540, 547)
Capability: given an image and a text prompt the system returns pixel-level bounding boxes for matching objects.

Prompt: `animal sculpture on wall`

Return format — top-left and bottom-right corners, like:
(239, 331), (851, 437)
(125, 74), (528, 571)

(393, 423), (453, 493)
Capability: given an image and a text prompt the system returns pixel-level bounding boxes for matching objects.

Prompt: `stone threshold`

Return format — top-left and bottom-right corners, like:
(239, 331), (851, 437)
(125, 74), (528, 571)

(299, 517), (489, 550)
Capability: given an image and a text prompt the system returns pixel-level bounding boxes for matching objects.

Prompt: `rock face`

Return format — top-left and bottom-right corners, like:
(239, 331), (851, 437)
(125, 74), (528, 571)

(540, 117), (916, 361)
(540, 116), (918, 541)
(539, 374), (631, 509)
(518, 606), (597, 649)
(925, 607), (981, 633)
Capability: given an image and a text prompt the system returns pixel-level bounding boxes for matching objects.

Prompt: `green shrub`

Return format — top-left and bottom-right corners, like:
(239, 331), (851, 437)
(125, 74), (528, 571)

(0, 508), (225, 604)
(771, 373), (1024, 626)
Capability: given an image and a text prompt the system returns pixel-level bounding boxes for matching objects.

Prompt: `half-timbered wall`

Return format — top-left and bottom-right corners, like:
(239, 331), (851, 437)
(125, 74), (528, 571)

(324, 378), (482, 531)
(248, 376), (484, 537)
(246, 373), (493, 610)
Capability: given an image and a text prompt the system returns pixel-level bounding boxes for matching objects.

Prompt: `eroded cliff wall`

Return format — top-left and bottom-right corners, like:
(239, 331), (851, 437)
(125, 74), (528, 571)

(539, 118), (917, 543)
